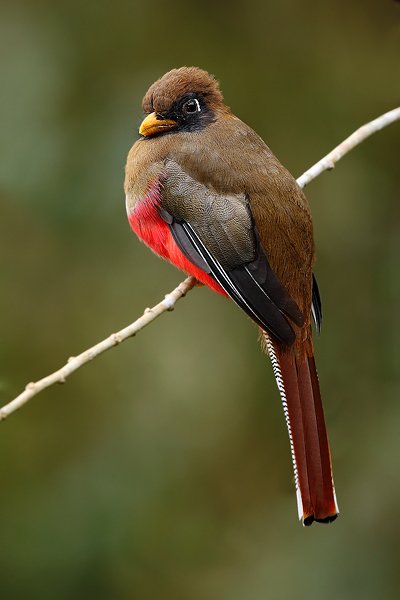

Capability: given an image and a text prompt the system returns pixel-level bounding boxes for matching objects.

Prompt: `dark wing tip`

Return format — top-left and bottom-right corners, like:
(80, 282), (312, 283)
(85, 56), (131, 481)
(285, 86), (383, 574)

(248, 241), (305, 328)
(171, 220), (297, 345)
(312, 274), (322, 333)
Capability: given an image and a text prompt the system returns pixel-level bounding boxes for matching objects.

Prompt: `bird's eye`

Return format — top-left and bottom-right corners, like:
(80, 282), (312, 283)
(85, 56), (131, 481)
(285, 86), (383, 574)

(183, 98), (201, 114)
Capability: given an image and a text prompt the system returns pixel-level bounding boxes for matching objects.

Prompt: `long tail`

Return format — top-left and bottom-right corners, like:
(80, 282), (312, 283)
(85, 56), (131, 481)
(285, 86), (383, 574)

(264, 334), (338, 526)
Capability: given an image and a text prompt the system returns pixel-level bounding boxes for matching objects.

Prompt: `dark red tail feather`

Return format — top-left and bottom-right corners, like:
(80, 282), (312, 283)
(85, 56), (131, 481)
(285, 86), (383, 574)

(265, 334), (338, 525)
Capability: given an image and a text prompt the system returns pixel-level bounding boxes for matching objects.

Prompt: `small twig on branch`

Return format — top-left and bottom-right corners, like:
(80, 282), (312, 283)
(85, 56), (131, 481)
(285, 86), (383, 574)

(1, 107), (399, 422)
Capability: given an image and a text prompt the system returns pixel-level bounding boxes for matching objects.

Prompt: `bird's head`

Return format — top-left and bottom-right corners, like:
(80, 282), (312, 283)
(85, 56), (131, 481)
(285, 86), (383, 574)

(138, 67), (227, 138)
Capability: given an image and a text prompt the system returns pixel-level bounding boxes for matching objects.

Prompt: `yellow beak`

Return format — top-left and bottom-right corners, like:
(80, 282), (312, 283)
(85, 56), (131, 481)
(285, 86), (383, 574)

(139, 112), (177, 137)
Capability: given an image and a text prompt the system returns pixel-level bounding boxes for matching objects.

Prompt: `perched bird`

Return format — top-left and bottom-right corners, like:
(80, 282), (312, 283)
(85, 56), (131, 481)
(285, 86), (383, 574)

(125, 67), (338, 525)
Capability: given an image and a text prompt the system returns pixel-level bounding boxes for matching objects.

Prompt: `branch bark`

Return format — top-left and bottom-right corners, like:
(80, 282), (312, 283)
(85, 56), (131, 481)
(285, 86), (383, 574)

(0, 277), (196, 421)
(296, 107), (400, 188)
(1, 107), (399, 422)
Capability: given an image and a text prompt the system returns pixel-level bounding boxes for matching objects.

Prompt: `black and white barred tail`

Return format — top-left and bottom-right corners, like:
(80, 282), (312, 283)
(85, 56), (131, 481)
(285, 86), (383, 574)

(264, 331), (339, 526)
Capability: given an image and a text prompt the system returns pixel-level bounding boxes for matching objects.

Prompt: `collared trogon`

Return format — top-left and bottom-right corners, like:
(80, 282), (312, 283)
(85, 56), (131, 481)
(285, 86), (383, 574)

(125, 67), (338, 526)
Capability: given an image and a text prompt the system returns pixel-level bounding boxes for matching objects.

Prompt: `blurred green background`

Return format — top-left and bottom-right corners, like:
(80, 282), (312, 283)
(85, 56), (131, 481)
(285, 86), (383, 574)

(1, 0), (399, 598)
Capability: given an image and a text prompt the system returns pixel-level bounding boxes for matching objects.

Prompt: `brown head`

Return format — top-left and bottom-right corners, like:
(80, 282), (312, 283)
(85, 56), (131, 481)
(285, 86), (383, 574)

(139, 67), (228, 138)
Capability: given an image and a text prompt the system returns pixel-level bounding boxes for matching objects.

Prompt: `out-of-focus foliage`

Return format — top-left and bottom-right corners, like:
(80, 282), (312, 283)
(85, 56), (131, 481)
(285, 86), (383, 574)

(1, 0), (399, 598)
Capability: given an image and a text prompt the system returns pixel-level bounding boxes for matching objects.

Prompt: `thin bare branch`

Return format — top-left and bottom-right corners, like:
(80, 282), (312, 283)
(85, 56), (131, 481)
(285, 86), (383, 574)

(1, 107), (399, 421)
(0, 277), (196, 421)
(297, 107), (400, 189)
